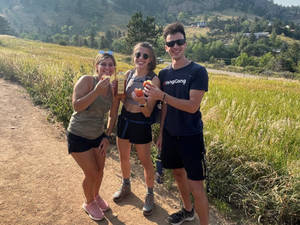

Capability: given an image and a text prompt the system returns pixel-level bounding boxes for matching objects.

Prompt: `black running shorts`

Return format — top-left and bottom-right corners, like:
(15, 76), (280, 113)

(67, 132), (106, 154)
(161, 129), (206, 180)
(117, 107), (152, 144)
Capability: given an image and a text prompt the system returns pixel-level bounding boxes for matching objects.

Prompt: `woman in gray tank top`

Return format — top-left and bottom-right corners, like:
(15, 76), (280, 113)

(113, 42), (160, 216)
(66, 52), (120, 221)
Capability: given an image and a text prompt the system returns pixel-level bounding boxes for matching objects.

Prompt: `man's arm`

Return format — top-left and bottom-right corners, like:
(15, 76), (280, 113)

(162, 89), (205, 113)
(144, 86), (206, 114)
(156, 100), (167, 150)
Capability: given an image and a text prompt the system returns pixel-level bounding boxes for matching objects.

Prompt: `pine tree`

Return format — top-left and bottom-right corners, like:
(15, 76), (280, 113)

(89, 30), (97, 48)
(0, 16), (12, 35)
(125, 12), (162, 53)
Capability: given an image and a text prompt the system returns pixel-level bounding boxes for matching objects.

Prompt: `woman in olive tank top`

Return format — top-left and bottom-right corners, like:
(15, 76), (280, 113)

(67, 52), (120, 221)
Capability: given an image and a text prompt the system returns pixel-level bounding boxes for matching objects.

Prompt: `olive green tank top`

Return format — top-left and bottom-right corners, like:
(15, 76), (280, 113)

(67, 76), (113, 139)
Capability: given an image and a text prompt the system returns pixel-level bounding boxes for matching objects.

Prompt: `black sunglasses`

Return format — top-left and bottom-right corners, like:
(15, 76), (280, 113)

(165, 39), (186, 47)
(135, 52), (149, 60)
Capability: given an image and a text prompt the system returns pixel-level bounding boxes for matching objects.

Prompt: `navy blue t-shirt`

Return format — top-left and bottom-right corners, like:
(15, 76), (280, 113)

(158, 62), (208, 136)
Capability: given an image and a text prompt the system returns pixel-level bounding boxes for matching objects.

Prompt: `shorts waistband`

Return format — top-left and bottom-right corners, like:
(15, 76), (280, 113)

(121, 106), (148, 121)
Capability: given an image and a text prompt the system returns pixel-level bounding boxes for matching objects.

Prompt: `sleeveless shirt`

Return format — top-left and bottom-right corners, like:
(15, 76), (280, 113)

(67, 76), (113, 139)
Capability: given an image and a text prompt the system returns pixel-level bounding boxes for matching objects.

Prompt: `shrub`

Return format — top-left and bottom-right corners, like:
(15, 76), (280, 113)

(207, 142), (300, 225)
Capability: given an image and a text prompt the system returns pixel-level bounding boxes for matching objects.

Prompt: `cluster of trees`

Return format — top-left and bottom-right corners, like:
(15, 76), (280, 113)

(47, 28), (124, 49)
(0, 16), (13, 35)
(187, 33), (300, 74)
(38, 11), (300, 75)
(233, 42), (300, 72)
(41, 12), (163, 56)
(206, 16), (300, 40)
(184, 15), (300, 75)
(114, 12), (163, 54)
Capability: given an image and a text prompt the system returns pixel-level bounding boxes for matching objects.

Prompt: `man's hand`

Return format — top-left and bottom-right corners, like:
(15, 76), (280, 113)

(144, 83), (164, 101)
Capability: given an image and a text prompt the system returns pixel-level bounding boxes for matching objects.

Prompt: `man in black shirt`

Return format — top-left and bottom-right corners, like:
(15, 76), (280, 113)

(144, 22), (209, 225)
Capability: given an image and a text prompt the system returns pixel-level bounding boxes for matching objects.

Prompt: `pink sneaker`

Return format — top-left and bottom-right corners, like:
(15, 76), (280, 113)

(82, 200), (104, 221)
(95, 195), (110, 212)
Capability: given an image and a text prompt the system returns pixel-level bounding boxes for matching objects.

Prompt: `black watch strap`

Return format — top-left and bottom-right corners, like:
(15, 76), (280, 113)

(103, 133), (112, 142)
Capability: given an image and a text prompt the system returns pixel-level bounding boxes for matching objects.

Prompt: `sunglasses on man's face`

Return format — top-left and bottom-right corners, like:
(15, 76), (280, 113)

(135, 52), (149, 60)
(165, 39), (186, 47)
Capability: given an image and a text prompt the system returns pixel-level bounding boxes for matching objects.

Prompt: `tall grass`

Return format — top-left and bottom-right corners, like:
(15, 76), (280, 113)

(202, 75), (300, 224)
(0, 35), (299, 224)
(202, 76), (300, 171)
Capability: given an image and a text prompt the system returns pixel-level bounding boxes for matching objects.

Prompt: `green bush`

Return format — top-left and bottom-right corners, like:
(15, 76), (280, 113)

(207, 142), (300, 225)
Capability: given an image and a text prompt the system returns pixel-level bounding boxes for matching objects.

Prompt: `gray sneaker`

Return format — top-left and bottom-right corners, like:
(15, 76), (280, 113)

(143, 193), (154, 216)
(113, 184), (131, 203)
(167, 208), (195, 225)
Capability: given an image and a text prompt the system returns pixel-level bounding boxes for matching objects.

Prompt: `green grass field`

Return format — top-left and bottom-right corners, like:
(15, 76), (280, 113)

(0, 35), (299, 224)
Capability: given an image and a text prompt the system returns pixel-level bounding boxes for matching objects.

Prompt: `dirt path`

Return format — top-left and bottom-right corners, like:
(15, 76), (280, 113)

(0, 78), (231, 225)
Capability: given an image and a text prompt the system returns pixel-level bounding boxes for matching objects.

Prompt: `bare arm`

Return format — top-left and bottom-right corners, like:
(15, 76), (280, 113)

(159, 101), (167, 134)
(72, 75), (110, 112)
(139, 76), (160, 117)
(144, 85), (206, 114)
(155, 92), (167, 150)
(161, 89), (205, 113)
(106, 95), (120, 136)
(117, 70), (130, 103)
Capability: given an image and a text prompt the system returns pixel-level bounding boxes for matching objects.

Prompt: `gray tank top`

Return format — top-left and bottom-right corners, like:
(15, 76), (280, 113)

(67, 76), (113, 139)
(124, 70), (156, 106)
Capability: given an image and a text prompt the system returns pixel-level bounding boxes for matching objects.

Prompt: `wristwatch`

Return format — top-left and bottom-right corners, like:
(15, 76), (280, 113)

(162, 93), (167, 104)
(139, 102), (147, 107)
(103, 133), (113, 143)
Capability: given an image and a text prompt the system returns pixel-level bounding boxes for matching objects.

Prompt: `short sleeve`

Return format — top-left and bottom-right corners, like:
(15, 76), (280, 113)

(190, 66), (208, 92)
(158, 70), (166, 91)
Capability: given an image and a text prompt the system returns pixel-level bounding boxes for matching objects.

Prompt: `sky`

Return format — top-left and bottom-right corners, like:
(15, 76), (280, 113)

(273, 0), (300, 6)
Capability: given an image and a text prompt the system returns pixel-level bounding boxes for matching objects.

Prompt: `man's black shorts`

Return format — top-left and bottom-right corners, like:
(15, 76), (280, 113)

(161, 129), (206, 180)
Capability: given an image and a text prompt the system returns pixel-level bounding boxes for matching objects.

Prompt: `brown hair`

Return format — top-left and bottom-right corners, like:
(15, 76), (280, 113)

(94, 53), (116, 74)
(163, 22), (186, 40)
(132, 42), (156, 72)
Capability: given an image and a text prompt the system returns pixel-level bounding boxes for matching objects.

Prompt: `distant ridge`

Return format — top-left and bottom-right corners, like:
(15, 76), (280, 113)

(0, 0), (299, 37)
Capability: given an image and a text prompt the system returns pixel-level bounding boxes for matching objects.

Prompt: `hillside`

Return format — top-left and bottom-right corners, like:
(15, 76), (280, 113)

(0, 0), (300, 38)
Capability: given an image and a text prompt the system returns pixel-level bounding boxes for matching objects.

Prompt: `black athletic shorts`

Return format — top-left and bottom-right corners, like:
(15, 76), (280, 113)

(67, 132), (107, 154)
(161, 129), (207, 181)
(117, 107), (152, 144)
